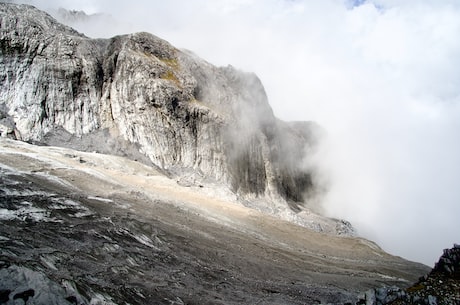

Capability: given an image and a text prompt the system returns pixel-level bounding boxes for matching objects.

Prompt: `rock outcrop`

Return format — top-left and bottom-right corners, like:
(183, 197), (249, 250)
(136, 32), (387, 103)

(352, 245), (460, 305)
(0, 3), (320, 214)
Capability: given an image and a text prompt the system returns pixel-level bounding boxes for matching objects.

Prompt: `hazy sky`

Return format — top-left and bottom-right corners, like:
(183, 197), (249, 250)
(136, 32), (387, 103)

(11, 0), (460, 266)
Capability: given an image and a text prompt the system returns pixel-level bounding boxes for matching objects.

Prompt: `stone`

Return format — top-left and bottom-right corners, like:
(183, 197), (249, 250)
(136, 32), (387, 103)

(427, 295), (437, 305)
(365, 289), (376, 305)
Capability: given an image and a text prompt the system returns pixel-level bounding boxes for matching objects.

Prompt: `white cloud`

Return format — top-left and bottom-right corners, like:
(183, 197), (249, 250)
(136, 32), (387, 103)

(13, 0), (460, 266)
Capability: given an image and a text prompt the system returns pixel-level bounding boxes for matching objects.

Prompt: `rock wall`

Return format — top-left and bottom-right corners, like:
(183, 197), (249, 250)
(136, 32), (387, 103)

(0, 3), (319, 208)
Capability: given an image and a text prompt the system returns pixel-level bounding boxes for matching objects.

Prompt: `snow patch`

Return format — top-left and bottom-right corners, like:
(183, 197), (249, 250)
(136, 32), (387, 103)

(0, 203), (61, 223)
(40, 255), (58, 271)
(74, 211), (94, 218)
(87, 196), (113, 203)
(133, 234), (156, 249)
(0, 209), (17, 221)
(89, 292), (117, 305)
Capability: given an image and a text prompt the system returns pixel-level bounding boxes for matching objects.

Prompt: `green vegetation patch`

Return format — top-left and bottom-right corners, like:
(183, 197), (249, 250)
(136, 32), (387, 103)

(160, 70), (180, 86)
(159, 57), (182, 86)
(160, 57), (180, 71)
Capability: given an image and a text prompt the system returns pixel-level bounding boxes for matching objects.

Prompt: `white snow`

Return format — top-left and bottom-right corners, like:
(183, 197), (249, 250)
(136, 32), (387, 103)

(133, 234), (156, 249)
(0, 204), (61, 222)
(87, 196), (113, 203)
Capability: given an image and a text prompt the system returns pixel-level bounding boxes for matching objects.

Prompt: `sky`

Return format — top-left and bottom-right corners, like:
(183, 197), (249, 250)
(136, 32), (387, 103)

(9, 0), (460, 266)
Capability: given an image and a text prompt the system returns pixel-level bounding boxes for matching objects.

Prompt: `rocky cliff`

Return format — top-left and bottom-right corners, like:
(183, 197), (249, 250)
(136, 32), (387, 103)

(0, 3), (320, 216)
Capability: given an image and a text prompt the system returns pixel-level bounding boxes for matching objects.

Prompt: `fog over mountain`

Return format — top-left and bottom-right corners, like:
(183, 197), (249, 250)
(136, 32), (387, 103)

(0, 4), (436, 303)
(5, 0), (460, 266)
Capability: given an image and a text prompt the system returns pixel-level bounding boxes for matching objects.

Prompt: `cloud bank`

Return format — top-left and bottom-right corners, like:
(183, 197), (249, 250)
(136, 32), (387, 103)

(10, 0), (460, 266)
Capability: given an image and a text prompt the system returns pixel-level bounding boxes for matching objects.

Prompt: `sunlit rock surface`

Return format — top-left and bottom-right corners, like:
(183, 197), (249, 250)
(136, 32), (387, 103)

(0, 3), (321, 217)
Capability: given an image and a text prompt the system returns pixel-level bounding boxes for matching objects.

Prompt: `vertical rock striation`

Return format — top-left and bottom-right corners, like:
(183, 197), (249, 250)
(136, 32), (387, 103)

(0, 3), (320, 212)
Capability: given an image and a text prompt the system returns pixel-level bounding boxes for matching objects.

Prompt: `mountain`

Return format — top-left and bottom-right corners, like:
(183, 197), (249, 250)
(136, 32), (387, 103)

(0, 2), (329, 226)
(0, 3), (431, 304)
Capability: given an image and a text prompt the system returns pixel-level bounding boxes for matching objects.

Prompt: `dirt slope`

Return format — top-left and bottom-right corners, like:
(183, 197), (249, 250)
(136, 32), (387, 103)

(0, 138), (429, 304)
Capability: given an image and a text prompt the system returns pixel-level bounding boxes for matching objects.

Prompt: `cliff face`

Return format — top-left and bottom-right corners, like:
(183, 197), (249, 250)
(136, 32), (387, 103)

(0, 3), (317, 209)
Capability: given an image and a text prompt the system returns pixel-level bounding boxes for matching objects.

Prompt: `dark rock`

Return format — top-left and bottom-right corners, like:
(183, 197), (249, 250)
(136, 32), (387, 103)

(354, 245), (460, 305)
(13, 289), (35, 303)
(65, 295), (78, 304)
(374, 286), (402, 305)
(0, 289), (11, 303)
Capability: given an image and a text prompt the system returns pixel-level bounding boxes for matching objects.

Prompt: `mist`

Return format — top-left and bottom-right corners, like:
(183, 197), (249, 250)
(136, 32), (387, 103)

(9, 0), (460, 266)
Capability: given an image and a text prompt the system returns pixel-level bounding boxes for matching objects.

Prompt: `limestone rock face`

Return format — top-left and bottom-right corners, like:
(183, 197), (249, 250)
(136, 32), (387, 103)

(0, 3), (318, 209)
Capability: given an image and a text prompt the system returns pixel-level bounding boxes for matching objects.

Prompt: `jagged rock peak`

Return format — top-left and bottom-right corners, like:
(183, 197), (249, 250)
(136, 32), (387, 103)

(0, 3), (84, 40)
(0, 3), (323, 221)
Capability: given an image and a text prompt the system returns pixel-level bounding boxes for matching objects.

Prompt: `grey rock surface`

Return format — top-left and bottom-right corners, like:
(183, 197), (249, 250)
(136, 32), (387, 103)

(0, 3), (317, 213)
(0, 138), (431, 305)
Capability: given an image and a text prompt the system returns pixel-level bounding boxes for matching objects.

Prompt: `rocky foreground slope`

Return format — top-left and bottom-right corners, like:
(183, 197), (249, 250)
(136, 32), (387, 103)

(0, 138), (429, 304)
